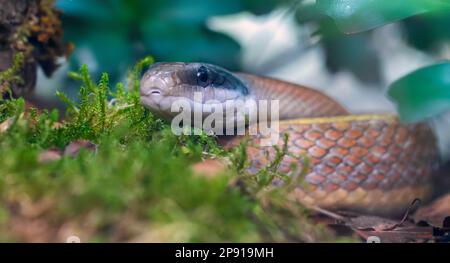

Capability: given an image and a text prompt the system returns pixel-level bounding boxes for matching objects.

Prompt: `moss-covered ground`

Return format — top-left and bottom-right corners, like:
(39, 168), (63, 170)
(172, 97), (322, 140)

(0, 56), (349, 242)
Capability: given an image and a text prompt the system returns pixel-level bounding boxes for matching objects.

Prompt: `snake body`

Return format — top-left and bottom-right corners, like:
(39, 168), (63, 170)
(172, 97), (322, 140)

(140, 62), (440, 215)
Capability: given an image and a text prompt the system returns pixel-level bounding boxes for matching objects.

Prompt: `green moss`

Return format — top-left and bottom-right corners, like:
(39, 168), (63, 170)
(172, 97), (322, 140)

(0, 57), (340, 242)
(0, 53), (24, 95)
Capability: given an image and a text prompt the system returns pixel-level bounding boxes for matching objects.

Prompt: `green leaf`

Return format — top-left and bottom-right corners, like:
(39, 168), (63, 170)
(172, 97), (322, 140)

(388, 62), (450, 122)
(57, 0), (280, 82)
(56, 0), (112, 22)
(140, 19), (240, 69)
(316, 0), (450, 34)
(403, 11), (450, 52)
(77, 30), (134, 75)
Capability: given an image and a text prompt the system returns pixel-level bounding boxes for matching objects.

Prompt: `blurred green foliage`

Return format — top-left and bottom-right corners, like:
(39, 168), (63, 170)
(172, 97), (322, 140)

(403, 10), (450, 53)
(306, 1), (450, 85)
(316, 18), (382, 83)
(0, 53), (24, 94)
(309, 0), (450, 122)
(388, 62), (450, 122)
(53, 0), (450, 122)
(56, 0), (280, 79)
(315, 0), (450, 34)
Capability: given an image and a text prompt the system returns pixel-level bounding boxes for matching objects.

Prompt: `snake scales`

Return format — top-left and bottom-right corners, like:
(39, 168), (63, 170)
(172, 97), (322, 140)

(139, 62), (440, 215)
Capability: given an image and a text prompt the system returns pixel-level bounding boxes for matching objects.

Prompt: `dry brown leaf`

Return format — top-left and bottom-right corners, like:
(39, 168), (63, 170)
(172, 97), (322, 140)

(63, 140), (97, 158)
(38, 148), (62, 163)
(354, 226), (433, 243)
(414, 194), (450, 226)
(0, 118), (14, 133)
(191, 159), (228, 178)
(311, 202), (435, 243)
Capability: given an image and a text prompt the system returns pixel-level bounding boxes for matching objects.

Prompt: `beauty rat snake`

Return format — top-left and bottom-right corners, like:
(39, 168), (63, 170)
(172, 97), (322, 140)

(140, 62), (440, 216)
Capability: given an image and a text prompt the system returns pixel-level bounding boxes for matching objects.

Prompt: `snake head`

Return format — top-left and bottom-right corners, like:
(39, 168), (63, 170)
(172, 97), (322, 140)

(140, 62), (251, 121)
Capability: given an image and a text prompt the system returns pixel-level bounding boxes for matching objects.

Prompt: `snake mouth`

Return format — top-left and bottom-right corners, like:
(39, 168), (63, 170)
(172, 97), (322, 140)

(150, 89), (161, 95)
(140, 87), (162, 97)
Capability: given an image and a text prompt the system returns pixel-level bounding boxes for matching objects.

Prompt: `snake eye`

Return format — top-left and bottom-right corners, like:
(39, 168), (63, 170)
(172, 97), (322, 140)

(196, 66), (209, 87)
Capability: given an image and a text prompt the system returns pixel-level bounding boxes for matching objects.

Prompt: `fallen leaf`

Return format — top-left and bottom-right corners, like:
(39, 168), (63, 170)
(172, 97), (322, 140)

(52, 122), (63, 129)
(414, 194), (450, 227)
(63, 140), (97, 158)
(0, 118), (14, 133)
(191, 159), (228, 178)
(348, 215), (401, 231)
(311, 200), (436, 243)
(38, 148), (62, 163)
(355, 226), (433, 243)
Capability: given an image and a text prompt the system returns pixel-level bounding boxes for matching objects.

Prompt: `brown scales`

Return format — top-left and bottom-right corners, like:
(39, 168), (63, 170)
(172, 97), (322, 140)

(229, 74), (440, 216)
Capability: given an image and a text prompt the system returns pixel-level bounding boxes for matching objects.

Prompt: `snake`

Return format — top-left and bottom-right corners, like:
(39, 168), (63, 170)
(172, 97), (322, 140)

(140, 62), (440, 215)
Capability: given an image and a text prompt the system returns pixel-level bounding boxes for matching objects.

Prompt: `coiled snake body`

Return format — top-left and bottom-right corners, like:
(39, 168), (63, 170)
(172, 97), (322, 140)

(140, 62), (440, 215)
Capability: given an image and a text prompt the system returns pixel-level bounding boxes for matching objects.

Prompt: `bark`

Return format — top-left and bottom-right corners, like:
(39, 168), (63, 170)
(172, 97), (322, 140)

(0, 0), (69, 97)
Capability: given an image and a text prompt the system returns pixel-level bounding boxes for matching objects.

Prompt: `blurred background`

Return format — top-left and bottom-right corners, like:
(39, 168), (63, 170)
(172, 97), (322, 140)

(35, 0), (450, 155)
(36, 0), (449, 111)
